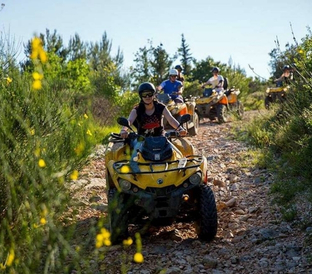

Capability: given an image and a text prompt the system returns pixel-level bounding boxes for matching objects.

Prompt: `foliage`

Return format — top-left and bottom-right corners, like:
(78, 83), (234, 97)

(177, 34), (193, 75)
(244, 29), (312, 207)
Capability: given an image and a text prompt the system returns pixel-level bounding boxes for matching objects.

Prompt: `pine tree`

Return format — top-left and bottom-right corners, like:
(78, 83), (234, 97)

(177, 34), (193, 76)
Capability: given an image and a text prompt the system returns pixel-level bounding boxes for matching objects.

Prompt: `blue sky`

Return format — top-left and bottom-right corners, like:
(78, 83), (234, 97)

(1, 0), (311, 80)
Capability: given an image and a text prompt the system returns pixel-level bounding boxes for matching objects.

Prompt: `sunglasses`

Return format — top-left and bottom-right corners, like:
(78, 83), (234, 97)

(141, 92), (154, 98)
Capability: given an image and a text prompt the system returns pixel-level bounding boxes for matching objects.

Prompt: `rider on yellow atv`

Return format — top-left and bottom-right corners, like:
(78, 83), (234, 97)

(120, 82), (187, 138)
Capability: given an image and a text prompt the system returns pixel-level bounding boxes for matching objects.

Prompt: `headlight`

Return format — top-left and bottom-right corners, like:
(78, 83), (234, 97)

(119, 179), (131, 191)
(189, 173), (201, 185)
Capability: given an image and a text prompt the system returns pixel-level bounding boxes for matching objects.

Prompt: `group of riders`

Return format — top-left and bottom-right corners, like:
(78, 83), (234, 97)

(120, 64), (293, 138)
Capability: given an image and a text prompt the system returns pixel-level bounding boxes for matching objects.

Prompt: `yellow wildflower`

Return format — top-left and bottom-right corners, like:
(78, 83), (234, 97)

(86, 129), (92, 136)
(6, 249), (15, 266)
(95, 228), (111, 248)
(74, 142), (85, 156)
(34, 147), (40, 157)
(40, 218), (47, 225)
(32, 37), (42, 50)
(39, 50), (47, 63)
(70, 170), (79, 181)
(123, 237), (133, 246)
(38, 159), (46, 168)
(32, 72), (43, 80)
(133, 252), (144, 263)
(84, 113), (88, 119)
(30, 128), (35, 135)
(6, 77), (12, 85)
(32, 80), (42, 90)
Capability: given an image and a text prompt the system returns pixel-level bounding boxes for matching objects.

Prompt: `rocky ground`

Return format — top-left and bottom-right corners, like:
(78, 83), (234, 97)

(70, 111), (312, 274)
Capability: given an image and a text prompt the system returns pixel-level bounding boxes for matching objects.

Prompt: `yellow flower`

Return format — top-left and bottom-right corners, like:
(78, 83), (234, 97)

(95, 228), (111, 248)
(74, 142), (85, 156)
(70, 170), (79, 181)
(133, 252), (144, 263)
(32, 80), (42, 90)
(6, 77), (12, 84)
(84, 113), (88, 119)
(40, 218), (47, 225)
(32, 37), (42, 50)
(123, 237), (133, 246)
(30, 50), (39, 60)
(32, 72), (43, 80)
(38, 159), (46, 168)
(86, 129), (92, 136)
(30, 128), (35, 135)
(6, 249), (15, 266)
(39, 50), (47, 63)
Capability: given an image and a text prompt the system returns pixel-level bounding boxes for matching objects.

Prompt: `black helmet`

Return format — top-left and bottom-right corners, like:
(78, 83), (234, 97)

(138, 82), (156, 97)
(175, 65), (183, 71)
(283, 65), (291, 71)
(211, 67), (220, 73)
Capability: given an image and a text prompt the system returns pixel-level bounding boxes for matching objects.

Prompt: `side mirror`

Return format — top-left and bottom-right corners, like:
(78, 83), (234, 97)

(180, 114), (191, 124)
(117, 117), (129, 127)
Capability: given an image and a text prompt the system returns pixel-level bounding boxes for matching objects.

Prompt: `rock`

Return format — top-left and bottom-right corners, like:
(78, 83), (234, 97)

(225, 197), (237, 207)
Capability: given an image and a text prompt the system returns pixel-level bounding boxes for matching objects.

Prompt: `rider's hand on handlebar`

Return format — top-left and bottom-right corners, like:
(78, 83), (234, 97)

(177, 127), (187, 137)
(120, 129), (129, 139)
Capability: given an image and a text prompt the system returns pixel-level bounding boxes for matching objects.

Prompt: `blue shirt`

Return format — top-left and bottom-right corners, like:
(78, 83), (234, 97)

(159, 79), (183, 100)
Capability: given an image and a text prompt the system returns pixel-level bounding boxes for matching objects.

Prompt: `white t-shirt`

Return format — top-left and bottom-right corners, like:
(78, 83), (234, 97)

(208, 75), (224, 88)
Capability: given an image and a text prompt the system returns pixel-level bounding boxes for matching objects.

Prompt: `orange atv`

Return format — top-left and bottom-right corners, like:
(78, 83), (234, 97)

(156, 93), (199, 136)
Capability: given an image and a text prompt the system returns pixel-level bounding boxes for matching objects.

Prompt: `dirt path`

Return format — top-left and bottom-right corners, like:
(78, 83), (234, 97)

(72, 112), (312, 274)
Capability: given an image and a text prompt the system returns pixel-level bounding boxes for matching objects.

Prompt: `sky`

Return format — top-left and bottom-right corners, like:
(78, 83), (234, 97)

(1, 0), (311, 80)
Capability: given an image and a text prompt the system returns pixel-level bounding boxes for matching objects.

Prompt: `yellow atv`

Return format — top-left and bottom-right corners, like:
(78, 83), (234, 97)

(195, 87), (244, 123)
(195, 88), (229, 123)
(105, 114), (218, 244)
(265, 85), (290, 109)
(156, 93), (199, 136)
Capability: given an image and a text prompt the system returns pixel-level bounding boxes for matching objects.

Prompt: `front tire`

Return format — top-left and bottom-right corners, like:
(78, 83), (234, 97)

(188, 112), (199, 136)
(195, 185), (218, 241)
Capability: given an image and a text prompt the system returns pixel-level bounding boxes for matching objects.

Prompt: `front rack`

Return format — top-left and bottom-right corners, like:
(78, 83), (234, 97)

(112, 155), (204, 175)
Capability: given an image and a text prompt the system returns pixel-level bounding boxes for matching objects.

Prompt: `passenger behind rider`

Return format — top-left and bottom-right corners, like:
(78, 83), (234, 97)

(120, 82), (187, 138)
(274, 65), (293, 87)
(201, 67), (224, 96)
(175, 64), (185, 83)
(157, 69), (184, 103)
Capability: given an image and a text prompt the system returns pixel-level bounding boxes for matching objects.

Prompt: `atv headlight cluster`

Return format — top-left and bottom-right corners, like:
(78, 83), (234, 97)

(189, 172), (201, 185)
(119, 179), (131, 191)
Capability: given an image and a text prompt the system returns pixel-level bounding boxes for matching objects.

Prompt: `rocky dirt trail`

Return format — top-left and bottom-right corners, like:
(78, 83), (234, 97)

(71, 111), (312, 274)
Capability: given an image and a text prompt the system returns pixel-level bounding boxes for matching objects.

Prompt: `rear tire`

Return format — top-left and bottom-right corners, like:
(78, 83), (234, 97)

(217, 104), (228, 123)
(195, 184), (218, 241)
(236, 101), (244, 118)
(264, 96), (271, 110)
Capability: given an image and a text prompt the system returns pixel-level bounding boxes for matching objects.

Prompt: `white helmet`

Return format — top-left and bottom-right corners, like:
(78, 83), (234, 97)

(169, 69), (178, 76)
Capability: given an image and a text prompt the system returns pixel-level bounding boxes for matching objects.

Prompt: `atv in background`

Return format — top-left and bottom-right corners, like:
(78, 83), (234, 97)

(225, 87), (244, 117)
(156, 93), (199, 136)
(105, 114), (218, 244)
(195, 85), (244, 124)
(264, 85), (290, 109)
